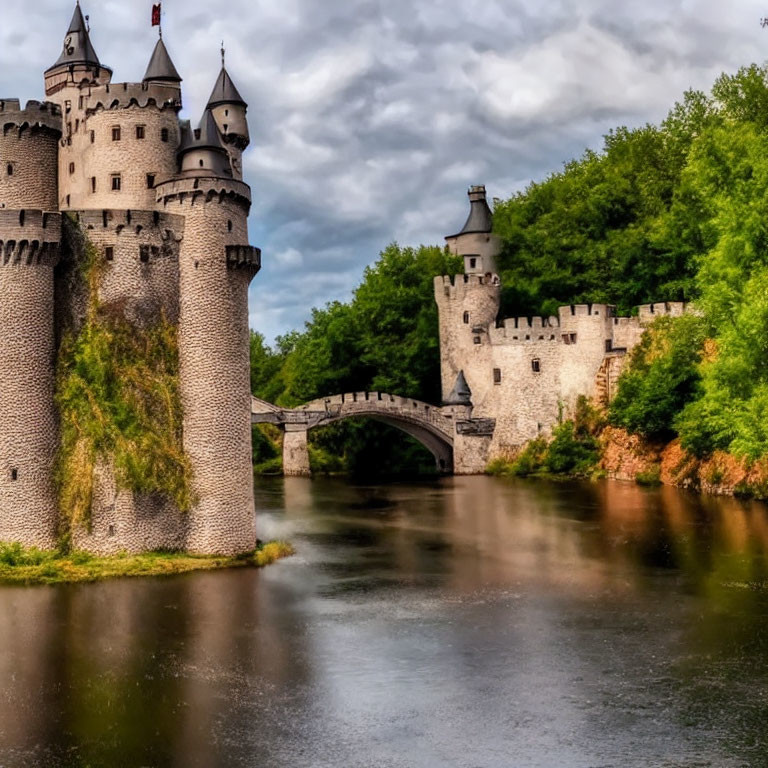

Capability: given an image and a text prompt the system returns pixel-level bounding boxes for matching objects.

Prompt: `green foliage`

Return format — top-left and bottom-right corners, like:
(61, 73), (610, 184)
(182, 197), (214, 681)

(55, 231), (193, 532)
(0, 541), (293, 585)
(609, 315), (707, 440)
(636, 466), (662, 487)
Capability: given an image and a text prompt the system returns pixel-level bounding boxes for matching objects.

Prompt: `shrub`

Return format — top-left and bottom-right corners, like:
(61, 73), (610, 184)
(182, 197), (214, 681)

(635, 465), (662, 486)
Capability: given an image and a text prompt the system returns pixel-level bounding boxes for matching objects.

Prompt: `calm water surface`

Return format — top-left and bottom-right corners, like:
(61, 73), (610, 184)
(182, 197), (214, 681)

(1, 476), (768, 767)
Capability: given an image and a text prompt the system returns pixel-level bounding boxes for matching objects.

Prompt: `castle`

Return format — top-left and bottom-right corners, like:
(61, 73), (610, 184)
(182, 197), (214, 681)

(0, 4), (260, 554)
(435, 186), (685, 472)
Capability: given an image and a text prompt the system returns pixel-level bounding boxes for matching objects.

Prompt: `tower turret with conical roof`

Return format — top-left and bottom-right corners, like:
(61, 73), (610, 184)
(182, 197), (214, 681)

(178, 108), (232, 178)
(445, 185), (500, 276)
(44, 2), (112, 98)
(206, 50), (250, 180)
(143, 38), (182, 87)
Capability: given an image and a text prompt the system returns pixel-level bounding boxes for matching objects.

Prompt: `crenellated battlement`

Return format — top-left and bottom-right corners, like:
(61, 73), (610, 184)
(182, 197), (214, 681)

(434, 273), (501, 301)
(0, 99), (62, 134)
(0, 209), (61, 232)
(637, 301), (687, 323)
(84, 82), (182, 115)
(155, 176), (251, 211)
(226, 245), (261, 274)
(72, 209), (185, 238)
(0, 207), (61, 265)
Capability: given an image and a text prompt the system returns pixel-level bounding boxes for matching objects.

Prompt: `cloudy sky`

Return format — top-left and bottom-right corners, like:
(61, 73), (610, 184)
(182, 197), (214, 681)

(1, 0), (766, 341)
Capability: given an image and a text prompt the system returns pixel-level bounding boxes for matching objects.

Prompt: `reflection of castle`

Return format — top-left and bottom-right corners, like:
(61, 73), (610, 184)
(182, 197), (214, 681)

(0, 5), (260, 553)
(436, 186), (685, 469)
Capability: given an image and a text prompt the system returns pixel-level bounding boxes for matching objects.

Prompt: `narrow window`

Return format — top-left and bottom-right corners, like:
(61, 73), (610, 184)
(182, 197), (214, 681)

(562, 334), (570, 345)
(10, 468), (17, 481)
(112, 126), (121, 141)
(227, 220), (233, 232)
(223, 123), (228, 133)
(532, 359), (541, 373)
(139, 245), (150, 263)
(66, 122), (72, 137)
(65, 194), (71, 207)
(225, 109), (229, 116)
(146, 173), (155, 188)
(493, 368), (502, 384)
(6, 164), (12, 176)
(75, 119), (80, 132)
(570, 333), (577, 344)
(605, 339), (613, 353)
(199, 159), (204, 167)
(107, 524), (115, 537)
(161, 128), (169, 142)
(463, 311), (469, 324)
(136, 125), (145, 140)
(65, 100), (71, 113)
(111, 174), (121, 191)
(105, 246), (114, 261)
(78, 95), (84, 109)
(68, 162), (75, 175)
(90, 176), (96, 193)
(469, 257), (477, 269)
(90, 130), (95, 144)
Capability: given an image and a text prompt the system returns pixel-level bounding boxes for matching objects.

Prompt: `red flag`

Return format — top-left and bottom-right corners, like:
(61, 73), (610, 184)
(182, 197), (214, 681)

(151, 4), (161, 26)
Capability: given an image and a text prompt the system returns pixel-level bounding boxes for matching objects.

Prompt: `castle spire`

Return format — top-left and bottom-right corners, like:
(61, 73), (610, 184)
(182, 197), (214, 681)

(207, 63), (247, 108)
(143, 37), (182, 84)
(47, 2), (101, 72)
(448, 185), (493, 239)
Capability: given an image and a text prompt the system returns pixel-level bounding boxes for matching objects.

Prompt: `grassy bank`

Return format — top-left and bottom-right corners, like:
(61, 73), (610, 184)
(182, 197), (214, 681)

(0, 540), (294, 587)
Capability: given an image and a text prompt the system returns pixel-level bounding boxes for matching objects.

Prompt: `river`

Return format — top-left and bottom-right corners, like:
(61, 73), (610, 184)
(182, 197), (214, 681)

(0, 476), (767, 767)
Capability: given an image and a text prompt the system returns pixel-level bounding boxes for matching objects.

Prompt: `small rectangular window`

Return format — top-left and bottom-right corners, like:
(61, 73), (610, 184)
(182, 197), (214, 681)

(105, 246), (114, 261)
(6, 163), (13, 176)
(112, 126), (121, 141)
(79, 96), (84, 109)
(65, 194), (70, 207)
(161, 128), (169, 142)
(90, 176), (96, 193)
(136, 125), (146, 140)
(65, 100), (71, 113)
(469, 257), (477, 269)
(463, 311), (470, 324)
(68, 162), (75, 175)
(570, 333), (577, 344)
(139, 245), (150, 263)
(146, 173), (155, 188)
(531, 359), (541, 373)
(10, 468), (17, 481)
(111, 174), (121, 191)
(493, 368), (501, 384)
(605, 339), (613, 353)
(90, 130), (95, 144)
(473, 336), (481, 345)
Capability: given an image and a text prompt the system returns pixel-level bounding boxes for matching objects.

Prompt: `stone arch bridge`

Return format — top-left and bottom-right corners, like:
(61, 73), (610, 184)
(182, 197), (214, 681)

(251, 392), (495, 476)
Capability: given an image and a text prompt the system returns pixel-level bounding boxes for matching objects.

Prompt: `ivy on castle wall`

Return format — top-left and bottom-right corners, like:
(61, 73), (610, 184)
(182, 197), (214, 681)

(54, 220), (194, 532)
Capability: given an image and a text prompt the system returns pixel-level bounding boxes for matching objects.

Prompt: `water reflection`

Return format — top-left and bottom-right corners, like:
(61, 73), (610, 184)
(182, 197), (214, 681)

(0, 476), (766, 766)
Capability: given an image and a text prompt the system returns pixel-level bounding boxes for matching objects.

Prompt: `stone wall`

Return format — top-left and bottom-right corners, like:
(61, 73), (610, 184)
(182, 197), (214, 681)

(0, 100), (60, 211)
(158, 178), (259, 554)
(0, 212), (61, 547)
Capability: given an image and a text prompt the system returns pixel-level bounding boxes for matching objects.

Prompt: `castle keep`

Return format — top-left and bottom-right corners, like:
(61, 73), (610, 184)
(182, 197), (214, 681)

(0, 4), (260, 554)
(435, 186), (685, 472)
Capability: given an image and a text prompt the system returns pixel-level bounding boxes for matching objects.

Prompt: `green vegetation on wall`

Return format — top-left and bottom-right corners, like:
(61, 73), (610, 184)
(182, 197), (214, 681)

(55, 224), (193, 533)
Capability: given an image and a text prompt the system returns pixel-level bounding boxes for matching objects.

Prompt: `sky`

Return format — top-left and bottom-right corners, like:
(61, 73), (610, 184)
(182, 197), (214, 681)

(1, 0), (767, 342)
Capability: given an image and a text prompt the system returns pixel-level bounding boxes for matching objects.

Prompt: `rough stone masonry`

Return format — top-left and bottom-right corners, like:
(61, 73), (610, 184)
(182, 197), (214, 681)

(0, 4), (260, 554)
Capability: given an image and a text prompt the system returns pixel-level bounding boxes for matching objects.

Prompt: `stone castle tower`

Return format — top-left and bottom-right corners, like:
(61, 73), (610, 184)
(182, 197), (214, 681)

(0, 4), (261, 554)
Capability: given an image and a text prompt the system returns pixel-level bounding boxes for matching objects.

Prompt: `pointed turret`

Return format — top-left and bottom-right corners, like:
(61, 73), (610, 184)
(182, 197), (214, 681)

(143, 38), (182, 85)
(206, 54), (250, 178)
(44, 3), (112, 97)
(178, 108), (232, 177)
(445, 371), (472, 406)
(47, 2), (101, 71)
(207, 67), (246, 108)
(445, 185), (500, 276)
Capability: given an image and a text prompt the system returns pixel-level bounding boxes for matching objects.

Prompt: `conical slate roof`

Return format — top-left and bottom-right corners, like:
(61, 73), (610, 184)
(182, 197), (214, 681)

(178, 108), (229, 156)
(444, 371), (472, 406)
(48, 2), (101, 72)
(447, 186), (493, 238)
(207, 67), (246, 107)
(143, 38), (182, 83)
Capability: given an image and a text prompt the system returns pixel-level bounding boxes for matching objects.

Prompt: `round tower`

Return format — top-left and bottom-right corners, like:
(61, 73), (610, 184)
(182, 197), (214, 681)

(156, 175), (260, 555)
(435, 186), (502, 402)
(206, 57), (250, 181)
(178, 110), (232, 178)
(0, 106), (63, 547)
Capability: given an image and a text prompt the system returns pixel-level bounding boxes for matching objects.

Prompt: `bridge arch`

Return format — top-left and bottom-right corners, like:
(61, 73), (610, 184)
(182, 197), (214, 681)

(252, 392), (454, 475)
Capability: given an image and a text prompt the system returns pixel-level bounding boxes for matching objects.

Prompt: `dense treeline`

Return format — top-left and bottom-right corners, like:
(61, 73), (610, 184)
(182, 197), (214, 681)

(253, 64), (768, 474)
